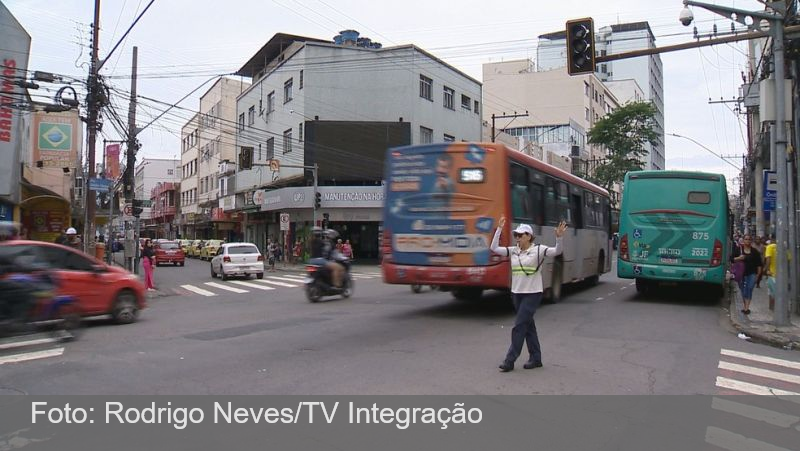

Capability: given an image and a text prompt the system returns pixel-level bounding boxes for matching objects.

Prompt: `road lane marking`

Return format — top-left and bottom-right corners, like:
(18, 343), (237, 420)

(0, 336), (61, 351)
(711, 398), (800, 428)
(0, 348), (64, 365)
(254, 279), (298, 288)
(721, 349), (800, 370)
(230, 281), (275, 290)
(267, 276), (307, 283)
(715, 376), (800, 396)
(181, 284), (216, 296)
(719, 361), (800, 385)
(278, 274), (307, 280)
(608, 292), (616, 296)
(204, 282), (248, 294)
(705, 426), (794, 451)
(595, 297), (604, 301)
(621, 286), (628, 290)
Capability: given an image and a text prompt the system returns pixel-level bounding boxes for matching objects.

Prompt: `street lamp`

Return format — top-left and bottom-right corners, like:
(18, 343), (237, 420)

(667, 132), (742, 170)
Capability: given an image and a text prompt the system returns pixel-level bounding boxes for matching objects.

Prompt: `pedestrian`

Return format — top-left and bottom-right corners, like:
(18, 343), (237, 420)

(342, 239), (353, 260)
(335, 238), (343, 254)
(293, 240), (302, 264)
(64, 227), (81, 250)
(267, 239), (277, 271)
(731, 235), (762, 315)
(141, 239), (156, 291)
(490, 216), (567, 372)
(764, 234), (777, 310)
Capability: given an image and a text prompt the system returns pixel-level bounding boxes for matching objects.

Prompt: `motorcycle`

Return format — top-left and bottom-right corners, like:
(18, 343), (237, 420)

(0, 272), (82, 340)
(304, 257), (354, 302)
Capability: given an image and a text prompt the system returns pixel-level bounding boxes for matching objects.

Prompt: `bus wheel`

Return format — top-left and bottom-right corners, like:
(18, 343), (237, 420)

(453, 287), (483, 301)
(587, 251), (605, 286)
(635, 278), (651, 294)
(411, 284), (422, 294)
(546, 260), (564, 303)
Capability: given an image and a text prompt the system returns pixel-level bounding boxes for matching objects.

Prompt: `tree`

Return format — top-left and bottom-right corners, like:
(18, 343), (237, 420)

(586, 101), (658, 207)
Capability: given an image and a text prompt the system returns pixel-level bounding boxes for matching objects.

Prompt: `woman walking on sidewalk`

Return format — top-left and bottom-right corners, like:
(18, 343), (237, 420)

(732, 235), (762, 314)
(490, 216), (567, 372)
(141, 239), (156, 291)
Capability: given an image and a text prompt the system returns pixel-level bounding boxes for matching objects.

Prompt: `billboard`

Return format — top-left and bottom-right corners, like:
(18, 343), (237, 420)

(32, 111), (81, 169)
(0, 3), (31, 200)
(106, 143), (121, 179)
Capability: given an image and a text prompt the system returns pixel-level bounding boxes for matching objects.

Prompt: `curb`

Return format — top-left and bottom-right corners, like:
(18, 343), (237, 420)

(728, 282), (800, 351)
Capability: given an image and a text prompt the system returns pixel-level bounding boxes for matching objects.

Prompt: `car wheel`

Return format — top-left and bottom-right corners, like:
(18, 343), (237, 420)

(179, 262), (184, 267)
(112, 290), (139, 324)
(221, 271), (228, 281)
(257, 272), (264, 279)
(210, 264), (216, 278)
(411, 284), (422, 293)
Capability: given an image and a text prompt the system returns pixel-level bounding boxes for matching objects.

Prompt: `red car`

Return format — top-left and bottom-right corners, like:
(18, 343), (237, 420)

(154, 240), (185, 266)
(0, 240), (146, 324)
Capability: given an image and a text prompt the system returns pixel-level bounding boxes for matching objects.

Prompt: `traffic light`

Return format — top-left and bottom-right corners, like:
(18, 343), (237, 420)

(132, 199), (146, 217)
(314, 191), (322, 209)
(566, 18), (595, 76)
(132, 205), (143, 217)
(240, 146), (253, 170)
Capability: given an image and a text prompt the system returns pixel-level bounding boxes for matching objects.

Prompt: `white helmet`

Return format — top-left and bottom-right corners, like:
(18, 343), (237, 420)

(66, 227), (77, 235)
(325, 229), (339, 240)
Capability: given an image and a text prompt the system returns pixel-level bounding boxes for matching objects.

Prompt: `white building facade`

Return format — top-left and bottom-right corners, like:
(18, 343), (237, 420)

(134, 158), (180, 221)
(232, 32), (482, 257)
(537, 21), (665, 171)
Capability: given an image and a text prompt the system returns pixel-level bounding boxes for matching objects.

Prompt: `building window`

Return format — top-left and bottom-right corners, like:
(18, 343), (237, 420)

(238, 113), (245, 131)
(585, 108), (590, 121)
(299, 70), (303, 89)
(267, 137), (274, 160)
(248, 106), (255, 126)
(420, 126), (433, 144)
(267, 91), (275, 114)
(283, 129), (292, 153)
(299, 123), (303, 142)
(443, 86), (455, 110)
(461, 94), (471, 110)
(474, 100), (480, 114)
(167, 169), (174, 175)
(419, 75), (433, 101)
(284, 78), (293, 103)
(443, 134), (455, 142)
(584, 81), (590, 96)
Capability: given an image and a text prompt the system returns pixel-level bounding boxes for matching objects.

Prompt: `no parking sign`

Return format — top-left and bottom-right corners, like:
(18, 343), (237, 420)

(279, 213), (290, 231)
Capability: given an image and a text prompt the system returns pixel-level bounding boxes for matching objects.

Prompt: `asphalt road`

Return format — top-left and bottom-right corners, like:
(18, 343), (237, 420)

(2, 255), (799, 395)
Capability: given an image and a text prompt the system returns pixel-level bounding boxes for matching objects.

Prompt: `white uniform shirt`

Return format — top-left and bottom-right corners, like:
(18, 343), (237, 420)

(490, 227), (563, 294)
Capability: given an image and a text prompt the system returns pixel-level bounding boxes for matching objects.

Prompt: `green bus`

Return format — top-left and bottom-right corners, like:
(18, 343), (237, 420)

(617, 170), (730, 296)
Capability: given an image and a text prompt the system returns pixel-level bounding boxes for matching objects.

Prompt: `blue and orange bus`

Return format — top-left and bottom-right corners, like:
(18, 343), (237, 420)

(617, 170), (730, 296)
(381, 142), (611, 302)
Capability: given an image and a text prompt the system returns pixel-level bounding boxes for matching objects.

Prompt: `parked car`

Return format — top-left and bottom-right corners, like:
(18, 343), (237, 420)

(210, 243), (264, 280)
(0, 240), (146, 324)
(154, 240), (185, 266)
(200, 240), (224, 261)
(189, 240), (203, 258)
(179, 239), (192, 254)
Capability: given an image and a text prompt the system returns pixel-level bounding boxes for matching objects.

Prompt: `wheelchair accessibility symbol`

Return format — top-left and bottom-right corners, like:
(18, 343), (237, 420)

(633, 265), (642, 275)
(633, 229), (642, 239)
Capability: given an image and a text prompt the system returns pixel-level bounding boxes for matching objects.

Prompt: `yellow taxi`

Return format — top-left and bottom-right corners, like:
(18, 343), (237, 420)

(179, 239), (192, 254)
(200, 239), (224, 261)
(189, 240), (203, 258)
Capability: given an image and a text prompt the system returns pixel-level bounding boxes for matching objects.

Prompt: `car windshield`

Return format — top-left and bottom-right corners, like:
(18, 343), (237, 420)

(207, 240), (222, 246)
(159, 242), (180, 250)
(227, 246), (259, 255)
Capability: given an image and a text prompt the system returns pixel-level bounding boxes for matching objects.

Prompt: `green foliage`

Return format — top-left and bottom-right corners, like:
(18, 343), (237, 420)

(587, 101), (659, 206)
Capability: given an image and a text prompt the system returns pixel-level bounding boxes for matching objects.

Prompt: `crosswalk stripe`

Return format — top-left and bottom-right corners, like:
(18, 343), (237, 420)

(230, 281), (275, 290)
(352, 272), (380, 276)
(711, 398), (800, 428)
(0, 336), (61, 351)
(204, 282), (249, 294)
(254, 279), (297, 288)
(721, 349), (800, 371)
(0, 347), (65, 365)
(181, 284), (216, 296)
(278, 274), (307, 280)
(719, 361), (800, 385)
(267, 276), (306, 283)
(706, 426), (794, 451)
(715, 376), (800, 396)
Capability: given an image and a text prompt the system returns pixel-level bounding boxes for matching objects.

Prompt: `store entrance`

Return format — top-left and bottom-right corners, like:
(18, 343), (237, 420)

(328, 221), (380, 261)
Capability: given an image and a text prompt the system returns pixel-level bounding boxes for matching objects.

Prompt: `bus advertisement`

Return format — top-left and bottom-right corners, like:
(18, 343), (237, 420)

(617, 170), (730, 296)
(382, 142), (611, 301)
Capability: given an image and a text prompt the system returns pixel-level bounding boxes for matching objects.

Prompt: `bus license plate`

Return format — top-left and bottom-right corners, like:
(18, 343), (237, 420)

(660, 257), (679, 264)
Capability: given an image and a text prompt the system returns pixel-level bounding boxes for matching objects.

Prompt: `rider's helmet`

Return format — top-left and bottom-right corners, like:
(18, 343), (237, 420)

(325, 229), (339, 240)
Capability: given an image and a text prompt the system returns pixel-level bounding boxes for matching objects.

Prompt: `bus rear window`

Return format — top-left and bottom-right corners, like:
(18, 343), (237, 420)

(688, 191), (711, 204)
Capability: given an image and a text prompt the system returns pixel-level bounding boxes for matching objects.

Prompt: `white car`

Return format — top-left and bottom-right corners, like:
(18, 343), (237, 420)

(210, 243), (264, 280)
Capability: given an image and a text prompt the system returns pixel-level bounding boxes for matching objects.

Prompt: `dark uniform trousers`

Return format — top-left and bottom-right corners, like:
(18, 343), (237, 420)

(505, 292), (543, 365)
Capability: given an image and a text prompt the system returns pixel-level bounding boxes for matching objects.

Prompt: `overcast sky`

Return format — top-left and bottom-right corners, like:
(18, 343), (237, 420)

(5, 0), (763, 191)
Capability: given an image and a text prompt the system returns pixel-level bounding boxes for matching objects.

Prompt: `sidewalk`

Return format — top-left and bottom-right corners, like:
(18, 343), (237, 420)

(729, 279), (800, 350)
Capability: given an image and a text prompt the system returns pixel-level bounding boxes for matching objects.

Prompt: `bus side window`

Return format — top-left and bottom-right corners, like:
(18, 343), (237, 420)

(545, 178), (558, 225)
(584, 191), (595, 227)
(557, 181), (570, 223)
(530, 183), (544, 226)
(510, 164), (533, 222)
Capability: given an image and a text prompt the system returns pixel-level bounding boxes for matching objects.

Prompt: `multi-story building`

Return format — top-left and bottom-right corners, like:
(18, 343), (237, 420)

(232, 31), (482, 256)
(179, 114), (200, 238)
(537, 21), (665, 170)
(150, 181), (179, 239)
(482, 60), (621, 176)
(134, 158), (180, 235)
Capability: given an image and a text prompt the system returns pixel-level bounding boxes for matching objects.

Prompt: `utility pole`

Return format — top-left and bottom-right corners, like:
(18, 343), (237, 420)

(125, 46), (138, 272)
(85, 0), (101, 252)
(491, 112), (529, 142)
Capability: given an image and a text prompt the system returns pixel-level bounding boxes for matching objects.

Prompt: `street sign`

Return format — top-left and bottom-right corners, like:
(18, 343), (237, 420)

(763, 170), (777, 211)
(123, 203), (133, 216)
(88, 177), (112, 192)
(269, 159), (280, 172)
(253, 189), (265, 206)
(279, 213), (290, 231)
